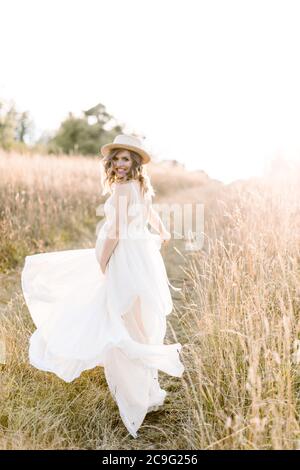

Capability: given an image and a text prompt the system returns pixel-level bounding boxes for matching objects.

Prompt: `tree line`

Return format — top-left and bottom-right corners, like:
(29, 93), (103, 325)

(0, 99), (126, 156)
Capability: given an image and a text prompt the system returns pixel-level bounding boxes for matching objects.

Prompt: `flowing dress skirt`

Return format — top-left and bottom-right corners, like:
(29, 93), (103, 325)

(21, 231), (184, 438)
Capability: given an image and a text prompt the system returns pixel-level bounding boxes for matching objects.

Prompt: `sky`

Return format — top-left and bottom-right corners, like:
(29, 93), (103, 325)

(1, 0), (300, 183)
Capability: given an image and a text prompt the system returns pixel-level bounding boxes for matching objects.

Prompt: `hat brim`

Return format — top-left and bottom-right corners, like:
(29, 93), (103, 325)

(100, 143), (151, 164)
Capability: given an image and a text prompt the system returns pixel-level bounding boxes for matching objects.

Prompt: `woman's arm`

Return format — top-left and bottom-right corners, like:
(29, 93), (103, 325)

(99, 183), (130, 274)
(99, 235), (119, 274)
(148, 205), (171, 240)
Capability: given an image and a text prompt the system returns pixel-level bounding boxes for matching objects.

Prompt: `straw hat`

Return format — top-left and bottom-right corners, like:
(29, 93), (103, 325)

(100, 134), (151, 164)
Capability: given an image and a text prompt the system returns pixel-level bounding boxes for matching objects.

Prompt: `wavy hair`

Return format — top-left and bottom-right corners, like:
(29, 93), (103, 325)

(100, 147), (155, 199)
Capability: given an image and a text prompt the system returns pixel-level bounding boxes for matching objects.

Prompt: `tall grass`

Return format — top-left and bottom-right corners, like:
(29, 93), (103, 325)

(1, 149), (300, 449)
(0, 151), (104, 272)
(0, 150), (206, 273)
(175, 176), (300, 449)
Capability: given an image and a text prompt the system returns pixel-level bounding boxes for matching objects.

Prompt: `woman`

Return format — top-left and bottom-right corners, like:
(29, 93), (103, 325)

(21, 134), (184, 439)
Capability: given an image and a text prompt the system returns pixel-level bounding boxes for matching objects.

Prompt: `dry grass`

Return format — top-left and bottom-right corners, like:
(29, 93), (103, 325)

(0, 150), (103, 272)
(1, 149), (300, 449)
(0, 150), (207, 273)
(175, 176), (300, 449)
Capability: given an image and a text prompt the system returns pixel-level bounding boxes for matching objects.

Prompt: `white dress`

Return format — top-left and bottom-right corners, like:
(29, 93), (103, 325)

(21, 179), (184, 438)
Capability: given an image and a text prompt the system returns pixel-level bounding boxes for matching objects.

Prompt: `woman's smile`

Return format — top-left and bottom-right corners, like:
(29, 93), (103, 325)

(112, 149), (133, 179)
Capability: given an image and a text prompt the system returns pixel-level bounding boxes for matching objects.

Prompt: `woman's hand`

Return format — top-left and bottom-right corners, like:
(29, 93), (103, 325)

(160, 229), (171, 246)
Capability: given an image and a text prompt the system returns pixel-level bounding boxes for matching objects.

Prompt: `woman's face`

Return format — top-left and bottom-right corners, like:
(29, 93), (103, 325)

(112, 149), (133, 179)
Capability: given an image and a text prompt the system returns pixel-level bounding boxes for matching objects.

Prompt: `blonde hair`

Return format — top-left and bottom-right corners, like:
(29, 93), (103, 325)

(100, 148), (155, 198)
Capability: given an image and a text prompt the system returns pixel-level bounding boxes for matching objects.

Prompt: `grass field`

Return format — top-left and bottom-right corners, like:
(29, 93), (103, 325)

(1, 149), (300, 449)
